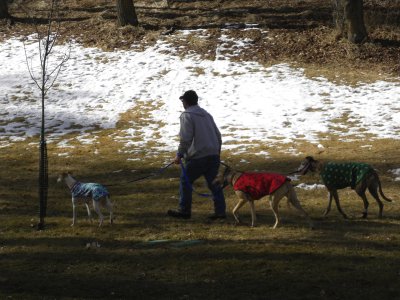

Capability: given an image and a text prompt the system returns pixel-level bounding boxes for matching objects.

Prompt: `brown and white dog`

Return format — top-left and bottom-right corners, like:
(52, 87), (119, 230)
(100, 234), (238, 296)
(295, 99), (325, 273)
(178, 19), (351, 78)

(297, 156), (393, 219)
(214, 165), (313, 229)
(57, 173), (114, 227)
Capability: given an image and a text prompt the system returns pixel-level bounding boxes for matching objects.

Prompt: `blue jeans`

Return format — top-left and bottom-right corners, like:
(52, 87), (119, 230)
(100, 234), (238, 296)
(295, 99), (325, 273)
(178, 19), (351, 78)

(179, 155), (225, 215)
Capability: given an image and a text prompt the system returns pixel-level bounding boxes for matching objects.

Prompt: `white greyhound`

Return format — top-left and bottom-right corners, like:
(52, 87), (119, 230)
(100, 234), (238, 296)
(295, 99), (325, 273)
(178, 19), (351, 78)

(58, 173), (114, 227)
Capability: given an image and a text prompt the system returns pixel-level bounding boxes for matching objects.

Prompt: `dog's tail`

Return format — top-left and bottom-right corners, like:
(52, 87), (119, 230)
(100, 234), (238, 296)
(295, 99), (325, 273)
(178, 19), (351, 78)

(376, 173), (393, 202)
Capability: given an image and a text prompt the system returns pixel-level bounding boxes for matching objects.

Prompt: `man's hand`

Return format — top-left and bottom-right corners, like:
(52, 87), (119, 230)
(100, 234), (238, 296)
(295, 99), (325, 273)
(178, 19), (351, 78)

(174, 154), (181, 165)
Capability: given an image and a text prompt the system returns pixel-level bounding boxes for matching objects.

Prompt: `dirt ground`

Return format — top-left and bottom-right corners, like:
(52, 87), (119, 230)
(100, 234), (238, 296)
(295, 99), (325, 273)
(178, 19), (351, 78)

(2, 0), (400, 76)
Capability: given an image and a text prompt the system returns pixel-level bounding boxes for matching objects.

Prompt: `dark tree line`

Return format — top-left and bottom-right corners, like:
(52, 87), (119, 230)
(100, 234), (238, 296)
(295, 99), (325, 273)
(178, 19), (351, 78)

(0, 0), (139, 26)
(0, 0), (384, 45)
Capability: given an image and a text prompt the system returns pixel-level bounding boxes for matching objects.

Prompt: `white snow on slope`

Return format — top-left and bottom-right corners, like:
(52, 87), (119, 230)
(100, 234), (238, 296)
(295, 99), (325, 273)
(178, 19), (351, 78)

(1, 30), (399, 153)
(389, 168), (400, 181)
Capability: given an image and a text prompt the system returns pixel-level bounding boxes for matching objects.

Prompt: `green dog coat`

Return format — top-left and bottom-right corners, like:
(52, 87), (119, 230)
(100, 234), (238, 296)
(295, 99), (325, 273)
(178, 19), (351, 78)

(320, 162), (373, 189)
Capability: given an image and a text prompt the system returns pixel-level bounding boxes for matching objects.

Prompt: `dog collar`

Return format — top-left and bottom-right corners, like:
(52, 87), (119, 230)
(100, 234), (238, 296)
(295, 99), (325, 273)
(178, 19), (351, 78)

(70, 181), (80, 192)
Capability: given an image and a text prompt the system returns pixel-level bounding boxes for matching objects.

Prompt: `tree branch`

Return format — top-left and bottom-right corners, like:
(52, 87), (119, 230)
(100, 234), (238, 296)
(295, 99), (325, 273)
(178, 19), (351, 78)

(23, 41), (41, 91)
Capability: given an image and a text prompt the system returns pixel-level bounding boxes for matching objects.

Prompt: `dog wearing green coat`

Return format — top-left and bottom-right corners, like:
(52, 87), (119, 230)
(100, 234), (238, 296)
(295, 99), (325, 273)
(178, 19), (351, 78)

(297, 156), (393, 219)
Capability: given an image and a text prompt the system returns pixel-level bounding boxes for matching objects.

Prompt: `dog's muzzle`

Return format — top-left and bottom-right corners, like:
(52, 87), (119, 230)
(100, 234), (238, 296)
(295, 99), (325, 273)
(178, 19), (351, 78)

(290, 162), (311, 175)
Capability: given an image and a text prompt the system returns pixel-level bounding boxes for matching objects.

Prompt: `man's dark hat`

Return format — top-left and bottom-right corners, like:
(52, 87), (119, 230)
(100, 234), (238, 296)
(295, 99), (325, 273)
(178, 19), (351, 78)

(179, 90), (198, 103)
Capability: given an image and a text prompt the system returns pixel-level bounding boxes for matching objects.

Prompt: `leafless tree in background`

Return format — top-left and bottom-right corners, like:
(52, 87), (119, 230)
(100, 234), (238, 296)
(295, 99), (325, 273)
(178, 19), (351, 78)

(23, 0), (70, 230)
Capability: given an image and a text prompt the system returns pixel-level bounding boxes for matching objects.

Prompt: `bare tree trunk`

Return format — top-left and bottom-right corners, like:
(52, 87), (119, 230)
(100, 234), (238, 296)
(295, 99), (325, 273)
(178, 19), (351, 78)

(23, 0), (70, 230)
(334, 0), (368, 44)
(116, 0), (138, 27)
(344, 0), (368, 43)
(0, 0), (10, 19)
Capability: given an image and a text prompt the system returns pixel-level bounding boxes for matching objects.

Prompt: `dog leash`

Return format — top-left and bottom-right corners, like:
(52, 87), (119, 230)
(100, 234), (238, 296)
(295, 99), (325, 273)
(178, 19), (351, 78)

(220, 161), (247, 173)
(286, 170), (301, 176)
(220, 161), (230, 168)
(105, 161), (175, 187)
(221, 160), (303, 180)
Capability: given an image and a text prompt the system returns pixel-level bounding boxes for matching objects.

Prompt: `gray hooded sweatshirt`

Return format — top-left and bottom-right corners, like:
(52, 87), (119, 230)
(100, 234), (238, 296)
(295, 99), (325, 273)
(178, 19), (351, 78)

(178, 105), (222, 160)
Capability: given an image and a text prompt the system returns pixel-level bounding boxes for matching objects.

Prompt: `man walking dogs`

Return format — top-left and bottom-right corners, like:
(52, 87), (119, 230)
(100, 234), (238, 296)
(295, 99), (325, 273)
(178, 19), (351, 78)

(167, 90), (226, 220)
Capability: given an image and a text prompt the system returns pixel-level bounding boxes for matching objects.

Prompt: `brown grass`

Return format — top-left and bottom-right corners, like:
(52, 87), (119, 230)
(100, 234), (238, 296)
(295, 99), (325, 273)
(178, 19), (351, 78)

(1, 120), (400, 299)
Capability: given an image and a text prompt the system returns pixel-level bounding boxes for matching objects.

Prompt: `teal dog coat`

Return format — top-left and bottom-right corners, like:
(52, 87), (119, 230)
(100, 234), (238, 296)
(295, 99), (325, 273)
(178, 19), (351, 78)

(71, 182), (109, 201)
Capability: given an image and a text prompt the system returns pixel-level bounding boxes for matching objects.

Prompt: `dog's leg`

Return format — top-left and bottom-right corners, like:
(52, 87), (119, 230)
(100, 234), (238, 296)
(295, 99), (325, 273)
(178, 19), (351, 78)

(363, 174), (385, 218)
(84, 200), (93, 223)
(269, 195), (281, 229)
(330, 189), (348, 219)
(105, 196), (114, 225)
(270, 184), (290, 228)
(286, 184), (314, 228)
(354, 176), (371, 218)
(71, 197), (77, 226)
(323, 192), (333, 217)
(232, 192), (248, 224)
(249, 200), (257, 227)
(355, 189), (370, 218)
(92, 200), (104, 227)
(367, 185), (384, 218)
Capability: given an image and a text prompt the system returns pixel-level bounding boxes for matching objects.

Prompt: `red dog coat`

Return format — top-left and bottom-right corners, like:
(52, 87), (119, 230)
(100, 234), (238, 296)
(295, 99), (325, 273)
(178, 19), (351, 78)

(233, 172), (289, 200)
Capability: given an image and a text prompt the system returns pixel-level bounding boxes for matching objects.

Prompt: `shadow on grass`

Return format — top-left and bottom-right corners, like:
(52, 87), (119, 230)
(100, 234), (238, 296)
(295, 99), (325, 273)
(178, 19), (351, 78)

(0, 233), (399, 299)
